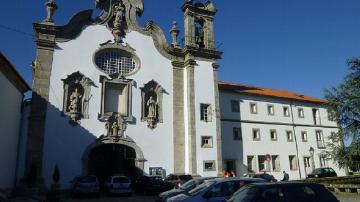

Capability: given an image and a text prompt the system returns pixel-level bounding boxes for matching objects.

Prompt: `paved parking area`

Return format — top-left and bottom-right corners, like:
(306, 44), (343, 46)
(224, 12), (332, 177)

(336, 194), (360, 202)
(64, 194), (157, 202)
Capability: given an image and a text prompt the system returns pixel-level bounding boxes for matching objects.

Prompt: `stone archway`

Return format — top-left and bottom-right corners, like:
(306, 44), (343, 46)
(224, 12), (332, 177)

(82, 136), (146, 184)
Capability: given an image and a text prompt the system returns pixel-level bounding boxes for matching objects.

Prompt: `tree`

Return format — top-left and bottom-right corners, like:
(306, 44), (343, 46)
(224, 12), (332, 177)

(324, 58), (360, 171)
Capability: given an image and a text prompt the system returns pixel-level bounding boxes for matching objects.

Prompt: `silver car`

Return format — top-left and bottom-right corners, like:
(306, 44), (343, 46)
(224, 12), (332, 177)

(104, 175), (133, 195)
(167, 177), (266, 202)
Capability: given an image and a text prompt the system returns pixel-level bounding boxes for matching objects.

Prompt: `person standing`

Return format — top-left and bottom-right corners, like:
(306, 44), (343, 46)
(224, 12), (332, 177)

(282, 171), (289, 181)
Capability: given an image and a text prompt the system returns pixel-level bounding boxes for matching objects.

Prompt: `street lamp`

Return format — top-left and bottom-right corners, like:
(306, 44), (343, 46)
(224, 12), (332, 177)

(309, 147), (315, 171)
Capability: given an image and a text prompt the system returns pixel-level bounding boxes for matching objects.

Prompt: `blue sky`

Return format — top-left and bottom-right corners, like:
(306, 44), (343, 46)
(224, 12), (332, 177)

(1, 0), (360, 99)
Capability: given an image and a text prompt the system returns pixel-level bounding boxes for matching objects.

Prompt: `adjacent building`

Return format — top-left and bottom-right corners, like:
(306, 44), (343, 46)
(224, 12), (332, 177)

(0, 53), (30, 189)
(219, 81), (345, 180)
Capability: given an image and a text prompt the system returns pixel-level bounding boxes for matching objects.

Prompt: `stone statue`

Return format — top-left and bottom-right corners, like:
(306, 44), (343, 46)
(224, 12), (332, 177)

(68, 88), (82, 113)
(112, 3), (125, 43)
(195, 24), (204, 46)
(111, 121), (119, 137)
(147, 96), (157, 118)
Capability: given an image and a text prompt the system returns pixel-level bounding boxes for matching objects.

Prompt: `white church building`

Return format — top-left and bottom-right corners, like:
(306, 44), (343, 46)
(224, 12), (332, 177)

(12, 0), (345, 189)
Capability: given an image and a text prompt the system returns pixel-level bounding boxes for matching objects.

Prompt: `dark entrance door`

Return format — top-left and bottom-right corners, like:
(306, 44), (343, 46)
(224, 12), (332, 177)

(88, 144), (137, 185)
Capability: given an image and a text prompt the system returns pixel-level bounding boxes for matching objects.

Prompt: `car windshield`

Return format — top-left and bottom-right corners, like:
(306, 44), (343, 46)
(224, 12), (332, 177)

(312, 168), (323, 174)
(180, 179), (197, 190)
(188, 180), (216, 196)
(179, 175), (192, 181)
(113, 177), (129, 183)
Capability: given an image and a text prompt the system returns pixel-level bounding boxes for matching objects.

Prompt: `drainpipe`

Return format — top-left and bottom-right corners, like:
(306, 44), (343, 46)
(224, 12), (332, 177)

(290, 103), (302, 179)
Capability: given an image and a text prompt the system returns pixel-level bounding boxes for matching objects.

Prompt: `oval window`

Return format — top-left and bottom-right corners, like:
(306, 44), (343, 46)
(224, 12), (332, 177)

(94, 48), (138, 75)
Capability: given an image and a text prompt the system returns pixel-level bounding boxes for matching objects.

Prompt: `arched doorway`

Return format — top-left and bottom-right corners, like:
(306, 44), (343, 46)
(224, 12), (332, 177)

(88, 144), (136, 184)
(82, 137), (146, 185)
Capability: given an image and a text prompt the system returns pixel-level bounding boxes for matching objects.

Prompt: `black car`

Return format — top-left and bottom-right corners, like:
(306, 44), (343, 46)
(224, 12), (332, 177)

(252, 173), (277, 182)
(133, 175), (167, 194)
(163, 174), (193, 190)
(307, 167), (337, 178)
(227, 182), (339, 202)
(157, 177), (216, 202)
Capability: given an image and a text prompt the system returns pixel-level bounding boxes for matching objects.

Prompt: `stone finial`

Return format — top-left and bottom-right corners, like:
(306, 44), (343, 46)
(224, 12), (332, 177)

(43, 0), (58, 24)
(205, 1), (217, 12)
(170, 21), (180, 48)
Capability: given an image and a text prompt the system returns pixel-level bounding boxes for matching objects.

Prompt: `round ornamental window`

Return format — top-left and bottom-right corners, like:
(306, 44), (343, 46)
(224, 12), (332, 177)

(94, 49), (139, 75)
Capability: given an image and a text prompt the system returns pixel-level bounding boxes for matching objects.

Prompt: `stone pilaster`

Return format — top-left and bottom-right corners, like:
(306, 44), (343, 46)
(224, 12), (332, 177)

(172, 61), (185, 173)
(184, 56), (197, 174)
(24, 26), (56, 184)
(212, 62), (223, 174)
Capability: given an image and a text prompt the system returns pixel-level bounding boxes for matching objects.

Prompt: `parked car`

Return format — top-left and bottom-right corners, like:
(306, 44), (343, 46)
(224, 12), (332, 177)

(104, 175), (132, 195)
(307, 167), (337, 178)
(134, 175), (167, 194)
(245, 172), (277, 182)
(164, 174), (193, 189)
(157, 177), (217, 202)
(227, 182), (339, 202)
(167, 177), (266, 202)
(70, 175), (100, 197)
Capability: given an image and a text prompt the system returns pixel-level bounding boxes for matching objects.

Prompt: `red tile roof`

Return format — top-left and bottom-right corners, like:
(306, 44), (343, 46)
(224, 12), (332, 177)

(218, 80), (326, 104)
(0, 52), (31, 92)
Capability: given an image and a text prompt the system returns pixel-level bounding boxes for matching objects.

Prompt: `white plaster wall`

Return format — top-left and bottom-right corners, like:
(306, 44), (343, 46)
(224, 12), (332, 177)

(220, 91), (345, 181)
(0, 71), (23, 189)
(43, 25), (174, 188)
(194, 60), (218, 177)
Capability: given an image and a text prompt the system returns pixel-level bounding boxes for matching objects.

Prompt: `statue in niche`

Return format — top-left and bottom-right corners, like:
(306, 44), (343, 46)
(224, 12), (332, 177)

(147, 96), (157, 119)
(106, 113), (126, 141)
(68, 88), (83, 122)
(146, 95), (158, 129)
(68, 88), (82, 113)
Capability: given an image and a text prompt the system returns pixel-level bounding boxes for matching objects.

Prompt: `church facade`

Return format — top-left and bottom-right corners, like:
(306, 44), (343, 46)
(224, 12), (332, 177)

(21, 0), (222, 187)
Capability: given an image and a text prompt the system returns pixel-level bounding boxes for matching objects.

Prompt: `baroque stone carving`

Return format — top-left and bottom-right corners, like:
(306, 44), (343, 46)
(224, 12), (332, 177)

(62, 71), (95, 124)
(105, 113), (126, 141)
(140, 80), (165, 129)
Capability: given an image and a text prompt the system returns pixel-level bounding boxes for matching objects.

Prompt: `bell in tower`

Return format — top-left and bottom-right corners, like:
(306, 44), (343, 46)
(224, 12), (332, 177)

(182, 0), (217, 49)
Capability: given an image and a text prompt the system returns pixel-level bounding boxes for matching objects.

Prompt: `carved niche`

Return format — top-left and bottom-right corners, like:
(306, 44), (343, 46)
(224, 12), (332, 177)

(62, 71), (95, 123)
(140, 80), (165, 129)
(103, 112), (126, 142)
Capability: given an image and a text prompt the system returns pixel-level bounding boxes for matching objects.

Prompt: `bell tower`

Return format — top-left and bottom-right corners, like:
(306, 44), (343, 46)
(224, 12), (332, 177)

(182, 0), (217, 50)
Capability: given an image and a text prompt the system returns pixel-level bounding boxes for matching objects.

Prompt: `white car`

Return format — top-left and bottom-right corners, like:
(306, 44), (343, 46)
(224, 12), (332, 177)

(167, 177), (266, 202)
(104, 175), (133, 195)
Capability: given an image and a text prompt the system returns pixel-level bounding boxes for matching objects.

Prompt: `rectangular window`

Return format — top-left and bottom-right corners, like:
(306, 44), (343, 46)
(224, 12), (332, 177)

(149, 167), (163, 176)
(247, 156), (256, 172)
(289, 155), (298, 170)
(283, 106), (290, 117)
(272, 155), (280, 172)
(319, 155), (328, 167)
(200, 104), (212, 122)
(267, 104), (275, 115)
(312, 108), (320, 125)
(258, 155), (270, 172)
(203, 161), (216, 171)
(303, 157), (311, 172)
(201, 136), (213, 148)
(233, 127), (242, 140)
(316, 130), (325, 148)
(301, 131), (308, 142)
(250, 102), (258, 114)
(270, 129), (277, 141)
(231, 100), (240, 112)
(286, 130), (293, 142)
(298, 108), (304, 118)
(252, 129), (260, 141)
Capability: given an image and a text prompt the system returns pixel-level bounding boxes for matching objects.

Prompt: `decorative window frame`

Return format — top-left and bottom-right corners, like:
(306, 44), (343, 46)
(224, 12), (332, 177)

(201, 136), (213, 148)
(62, 71), (95, 123)
(93, 42), (141, 76)
(200, 103), (212, 122)
(98, 75), (134, 121)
